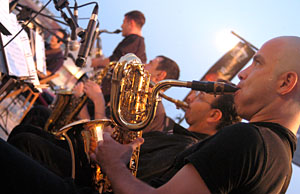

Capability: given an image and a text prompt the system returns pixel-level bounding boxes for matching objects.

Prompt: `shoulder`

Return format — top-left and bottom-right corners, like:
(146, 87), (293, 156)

(122, 34), (144, 43)
(217, 122), (262, 141)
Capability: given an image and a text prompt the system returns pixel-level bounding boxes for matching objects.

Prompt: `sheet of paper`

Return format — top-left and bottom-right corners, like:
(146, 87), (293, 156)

(1, 12), (41, 91)
(35, 30), (47, 74)
(2, 13), (30, 77)
(20, 29), (40, 87)
(0, 0), (11, 34)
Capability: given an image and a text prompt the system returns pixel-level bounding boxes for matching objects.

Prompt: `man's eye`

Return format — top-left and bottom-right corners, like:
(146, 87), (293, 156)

(253, 59), (260, 65)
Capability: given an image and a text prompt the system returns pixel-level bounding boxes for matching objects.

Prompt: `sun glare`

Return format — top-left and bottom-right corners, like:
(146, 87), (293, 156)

(215, 29), (239, 54)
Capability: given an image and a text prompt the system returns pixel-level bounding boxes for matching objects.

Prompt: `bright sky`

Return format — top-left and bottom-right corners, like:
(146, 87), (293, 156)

(43, 0), (300, 193)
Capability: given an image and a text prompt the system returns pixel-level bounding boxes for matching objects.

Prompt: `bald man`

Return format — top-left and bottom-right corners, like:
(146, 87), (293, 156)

(90, 36), (300, 194)
(1, 36), (300, 194)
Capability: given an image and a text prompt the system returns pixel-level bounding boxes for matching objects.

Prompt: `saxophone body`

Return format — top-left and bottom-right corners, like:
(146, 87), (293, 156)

(54, 53), (150, 193)
(95, 53), (150, 193)
(44, 62), (115, 132)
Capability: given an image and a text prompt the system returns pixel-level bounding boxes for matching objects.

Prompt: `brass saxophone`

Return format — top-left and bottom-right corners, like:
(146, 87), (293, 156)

(54, 53), (150, 193)
(44, 62), (115, 132)
(54, 53), (239, 193)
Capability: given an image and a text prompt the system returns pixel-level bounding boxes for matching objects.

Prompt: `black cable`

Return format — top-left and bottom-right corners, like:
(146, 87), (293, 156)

(69, 2), (98, 9)
(15, 6), (68, 26)
(28, 9), (68, 25)
(2, 0), (51, 49)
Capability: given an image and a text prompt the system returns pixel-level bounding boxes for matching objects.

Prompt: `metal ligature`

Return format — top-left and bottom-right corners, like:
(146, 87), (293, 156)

(54, 53), (239, 193)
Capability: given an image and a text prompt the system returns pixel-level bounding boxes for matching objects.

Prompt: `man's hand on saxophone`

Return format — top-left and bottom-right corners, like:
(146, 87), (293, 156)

(90, 132), (144, 174)
(72, 80), (107, 120)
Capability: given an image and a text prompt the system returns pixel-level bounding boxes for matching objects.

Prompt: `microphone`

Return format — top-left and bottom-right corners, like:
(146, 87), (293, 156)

(74, 1), (78, 22)
(64, 35), (70, 60)
(69, 1), (79, 51)
(9, 0), (19, 13)
(95, 35), (103, 57)
(88, 22), (99, 56)
(189, 81), (239, 95)
(75, 4), (98, 67)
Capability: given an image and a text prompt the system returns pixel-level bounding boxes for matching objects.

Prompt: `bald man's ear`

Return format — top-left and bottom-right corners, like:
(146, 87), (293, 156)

(277, 71), (298, 95)
(207, 109), (222, 123)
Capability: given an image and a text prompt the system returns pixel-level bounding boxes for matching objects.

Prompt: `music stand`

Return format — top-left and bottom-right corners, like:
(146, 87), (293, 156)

(0, 33), (16, 136)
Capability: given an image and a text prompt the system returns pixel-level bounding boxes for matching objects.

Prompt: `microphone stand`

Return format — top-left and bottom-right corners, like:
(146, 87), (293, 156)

(53, 0), (83, 39)
(15, 5), (67, 44)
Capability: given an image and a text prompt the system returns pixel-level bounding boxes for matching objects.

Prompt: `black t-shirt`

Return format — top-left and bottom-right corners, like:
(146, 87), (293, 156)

(109, 34), (147, 63)
(46, 50), (64, 74)
(137, 123), (209, 184)
(101, 34), (147, 98)
(174, 122), (296, 194)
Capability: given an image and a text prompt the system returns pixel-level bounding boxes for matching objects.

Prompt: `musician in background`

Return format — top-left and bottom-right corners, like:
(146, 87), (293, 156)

(91, 10), (147, 69)
(75, 55), (180, 133)
(44, 29), (67, 76)
(37, 29), (67, 106)
(143, 55), (180, 132)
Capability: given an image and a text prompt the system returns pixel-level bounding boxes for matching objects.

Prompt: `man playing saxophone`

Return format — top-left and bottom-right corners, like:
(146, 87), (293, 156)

(74, 55), (180, 132)
(137, 81), (241, 184)
(91, 10), (147, 68)
(91, 36), (300, 194)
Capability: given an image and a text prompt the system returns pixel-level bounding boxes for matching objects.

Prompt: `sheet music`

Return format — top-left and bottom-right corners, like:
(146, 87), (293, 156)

(2, 13), (30, 77)
(0, 0), (11, 34)
(20, 29), (40, 87)
(1, 12), (42, 92)
(35, 29), (47, 75)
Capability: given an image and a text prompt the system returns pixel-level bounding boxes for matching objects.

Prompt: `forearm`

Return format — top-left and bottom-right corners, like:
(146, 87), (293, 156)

(93, 98), (107, 119)
(77, 105), (90, 120)
(106, 163), (156, 194)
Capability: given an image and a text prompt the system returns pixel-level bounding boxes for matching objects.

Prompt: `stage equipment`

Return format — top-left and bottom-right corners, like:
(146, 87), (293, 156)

(75, 4), (98, 67)
(69, 1), (80, 51)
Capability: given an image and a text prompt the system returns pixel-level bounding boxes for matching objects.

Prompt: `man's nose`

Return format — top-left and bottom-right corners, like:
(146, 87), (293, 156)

(238, 68), (247, 80)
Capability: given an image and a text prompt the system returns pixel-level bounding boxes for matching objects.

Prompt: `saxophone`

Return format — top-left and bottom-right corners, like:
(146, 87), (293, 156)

(44, 62), (115, 132)
(54, 53), (239, 193)
(54, 53), (150, 193)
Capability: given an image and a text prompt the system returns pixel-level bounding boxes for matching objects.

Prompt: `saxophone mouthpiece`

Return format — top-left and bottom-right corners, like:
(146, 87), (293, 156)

(190, 81), (239, 95)
(114, 29), (122, 34)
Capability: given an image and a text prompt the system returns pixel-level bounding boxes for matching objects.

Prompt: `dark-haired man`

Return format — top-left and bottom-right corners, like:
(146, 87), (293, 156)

(138, 88), (240, 184)
(142, 55), (180, 133)
(92, 10), (147, 68)
(45, 29), (67, 75)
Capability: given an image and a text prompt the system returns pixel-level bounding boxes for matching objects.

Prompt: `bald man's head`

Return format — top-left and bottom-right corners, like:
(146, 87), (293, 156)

(262, 36), (300, 77)
(235, 36), (300, 122)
